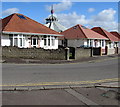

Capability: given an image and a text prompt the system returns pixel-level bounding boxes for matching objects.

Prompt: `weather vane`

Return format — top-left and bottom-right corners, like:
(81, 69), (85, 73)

(51, 5), (54, 15)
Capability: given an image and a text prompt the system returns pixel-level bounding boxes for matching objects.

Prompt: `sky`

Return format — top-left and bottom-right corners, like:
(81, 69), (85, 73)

(1, 0), (119, 32)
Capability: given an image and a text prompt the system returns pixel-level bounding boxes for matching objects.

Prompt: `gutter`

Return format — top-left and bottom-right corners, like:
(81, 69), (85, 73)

(87, 38), (109, 40)
(2, 31), (64, 37)
(63, 38), (109, 40)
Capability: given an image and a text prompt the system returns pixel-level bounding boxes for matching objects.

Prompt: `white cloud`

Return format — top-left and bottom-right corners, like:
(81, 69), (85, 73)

(56, 8), (117, 31)
(88, 8), (117, 31)
(92, 8), (116, 22)
(2, 8), (19, 16)
(56, 12), (88, 28)
(45, 0), (72, 13)
(88, 8), (95, 12)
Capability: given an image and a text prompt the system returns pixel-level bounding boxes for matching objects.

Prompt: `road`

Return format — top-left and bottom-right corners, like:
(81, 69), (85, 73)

(1, 58), (119, 105)
(2, 58), (118, 86)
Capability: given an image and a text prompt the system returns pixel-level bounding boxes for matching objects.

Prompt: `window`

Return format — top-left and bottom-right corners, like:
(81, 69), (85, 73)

(44, 36), (47, 46)
(17, 14), (26, 20)
(33, 38), (36, 45)
(73, 26), (77, 29)
(99, 40), (101, 47)
(9, 34), (13, 46)
(81, 26), (87, 29)
(19, 38), (22, 47)
(14, 38), (18, 46)
(10, 38), (13, 46)
(90, 40), (92, 47)
(52, 37), (55, 46)
(23, 38), (25, 46)
(87, 40), (89, 47)
(109, 42), (112, 48)
(102, 40), (104, 47)
(19, 35), (25, 47)
(48, 37), (50, 46)
(94, 40), (98, 47)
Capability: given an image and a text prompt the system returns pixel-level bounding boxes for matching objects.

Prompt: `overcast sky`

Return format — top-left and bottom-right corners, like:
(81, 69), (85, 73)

(1, 0), (119, 32)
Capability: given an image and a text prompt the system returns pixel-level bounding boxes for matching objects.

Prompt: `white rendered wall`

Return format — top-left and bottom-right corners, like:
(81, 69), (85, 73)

(84, 40), (87, 46)
(1, 34), (10, 46)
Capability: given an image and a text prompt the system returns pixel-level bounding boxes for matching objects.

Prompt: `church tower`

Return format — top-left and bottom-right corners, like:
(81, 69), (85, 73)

(45, 5), (67, 32)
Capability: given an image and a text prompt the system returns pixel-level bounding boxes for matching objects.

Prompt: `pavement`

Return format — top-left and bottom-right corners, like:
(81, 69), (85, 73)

(2, 82), (120, 105)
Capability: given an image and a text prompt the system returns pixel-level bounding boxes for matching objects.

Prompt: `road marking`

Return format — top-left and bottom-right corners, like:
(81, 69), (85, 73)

(1, 78), (119, 87)
(65, 88), (99, 105)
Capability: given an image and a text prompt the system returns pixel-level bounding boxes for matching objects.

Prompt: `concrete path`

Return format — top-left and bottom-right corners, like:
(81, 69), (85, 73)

(2, 82), (119, 105)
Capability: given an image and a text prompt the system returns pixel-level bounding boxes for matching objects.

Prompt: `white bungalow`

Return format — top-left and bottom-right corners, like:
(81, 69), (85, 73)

(60, 24), (108, 49)
(1, 13), (63, 49)
(92, 27), (119, 55)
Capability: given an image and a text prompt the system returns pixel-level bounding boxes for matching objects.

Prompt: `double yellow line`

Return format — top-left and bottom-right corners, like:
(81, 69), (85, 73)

(1, 78), (119, 87)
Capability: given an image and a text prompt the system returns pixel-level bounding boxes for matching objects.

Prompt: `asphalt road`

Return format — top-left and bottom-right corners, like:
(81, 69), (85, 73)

(2, 57), (118, 86)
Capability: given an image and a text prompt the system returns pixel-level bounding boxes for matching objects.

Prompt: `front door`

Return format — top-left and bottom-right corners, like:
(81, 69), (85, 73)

(32, 37), (38, 48)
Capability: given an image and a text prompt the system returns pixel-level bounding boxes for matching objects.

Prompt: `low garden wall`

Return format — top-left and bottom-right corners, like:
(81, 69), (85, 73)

(75, 48), (91, 60)
(2, 46), (66, 60)
(107, 48), (115, 55)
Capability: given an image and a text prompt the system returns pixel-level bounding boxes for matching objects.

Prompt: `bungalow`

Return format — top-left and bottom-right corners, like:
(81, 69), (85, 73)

(1, 13), (63, 49)
(110, 31), (120, 48)
(92, 27), (119, 55)
(59, 24), (108, 49)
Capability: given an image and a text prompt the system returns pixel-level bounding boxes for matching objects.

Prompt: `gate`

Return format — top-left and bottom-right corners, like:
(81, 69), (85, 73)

(69, 47), (75, 59)
(105, 46), (108, 55)
(115, 47), (118, 54)
(93, 47), (101, 55)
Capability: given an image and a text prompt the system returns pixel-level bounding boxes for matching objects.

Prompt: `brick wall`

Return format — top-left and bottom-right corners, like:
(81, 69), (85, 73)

(2, 46), (66, 60)
(75, 48), (91, 60)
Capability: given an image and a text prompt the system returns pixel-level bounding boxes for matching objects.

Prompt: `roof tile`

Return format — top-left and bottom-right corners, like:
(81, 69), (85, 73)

(110, 32), (120, 41)
(60, 24), (108, 40)
(2, 13), (61, 35)
(92, 27), (119, 42)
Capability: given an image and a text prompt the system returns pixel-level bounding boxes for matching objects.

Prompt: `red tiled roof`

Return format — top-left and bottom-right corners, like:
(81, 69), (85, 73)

(60, 24), (108, 40)
(110, 32), (120, 41)
(91, 27), (119, 42)
(1, 13), (61, 36)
